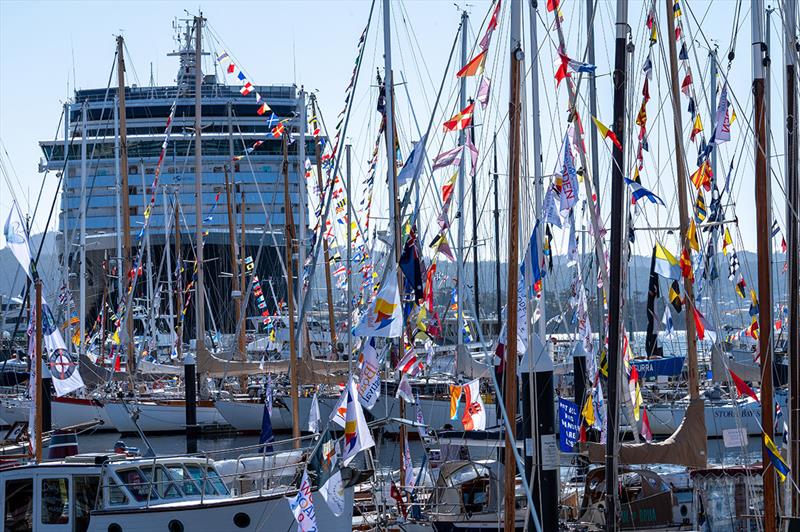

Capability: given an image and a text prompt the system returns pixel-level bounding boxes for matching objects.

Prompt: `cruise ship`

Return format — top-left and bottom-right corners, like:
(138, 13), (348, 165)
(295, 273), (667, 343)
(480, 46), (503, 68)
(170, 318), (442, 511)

(37, 21), (310, 347)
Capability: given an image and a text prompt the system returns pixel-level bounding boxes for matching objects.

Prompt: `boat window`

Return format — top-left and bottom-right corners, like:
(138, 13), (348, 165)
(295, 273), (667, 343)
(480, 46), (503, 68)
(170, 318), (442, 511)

(4, 478), (33, 532)
(447, 465), (487, 487)
(184, 464), (225, 496)
(140, 465), (182, 499)
(117, 468), (158, 502)
(41, 478), (70, 525)
(73, 476), (100, 532)
(205, 467), (229, 496)
(107, 478), (128, 506)
(166, 465), (200, 496)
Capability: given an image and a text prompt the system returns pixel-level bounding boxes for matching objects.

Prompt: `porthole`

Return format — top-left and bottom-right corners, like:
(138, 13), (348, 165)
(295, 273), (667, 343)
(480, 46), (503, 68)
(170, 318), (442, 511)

(168, 519), (184, 532)
(108, 525), (123, 532)
(234, 512), (251, 528)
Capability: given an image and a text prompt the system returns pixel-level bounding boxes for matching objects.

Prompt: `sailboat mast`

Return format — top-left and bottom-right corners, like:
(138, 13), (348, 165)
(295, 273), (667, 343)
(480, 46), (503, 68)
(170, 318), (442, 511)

(311, 96), (339, 359)
(282, 132), (301, 445)
(457, 9), (468, 352)
(175, 194), (183, 359)
(785, 0), (800, 513)
(113, 97), (124, 302)
(346, 144), (353, 368)
(193, 14), (206, 360)
(382, 0), (407, 490)
(79, 102), (87, 357)
(297, 90), (308, 361)
(34, 279), (43, 463)
(493, 135), (501, 330)
(163, 188), (175, 354)
(604, 1), (628, 528)
(116, 35), (134, 373)
(752, 0), (776, 526)
(504, 2), (522, 531)
(664, 0), (699, 397)
(225, 103), (244, 358)
(240, 190), (247, 355)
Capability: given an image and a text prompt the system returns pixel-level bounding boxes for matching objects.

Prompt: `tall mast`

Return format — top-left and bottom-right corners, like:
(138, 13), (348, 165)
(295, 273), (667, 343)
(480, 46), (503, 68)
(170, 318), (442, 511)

(63, 103), (71, 357)
(752, 0), (776, 527)
(604, 0), (628, 528)
(311, 95), (339, 359)
(504, 1), (522, 531)
(34, 279), (43, 463)
(664, 0), (699, 398)
(175, 194), (183, 359)
(116, 35), (134, 372)
(142, 164), (155, 352)
(163, 188), (175, 354)
(493, 135), (501, 331)
(297, 89), (308, 361)
(382, 0), (406, 488)
(113, 96), (124, 301)
(785, 0), (800, 513)
(282, 132), (301, 445)
(525, 1), (557, 527)
(346, 143), (353, 370)
(224, 167), (243, 358)
(585, 0), (604, 335)
(79, 102), (87, 358)
(226, 102), (244, 358)
(193, 14), (206, 363)
(240, 190), (246, 355)
(457, 9), (468, 353)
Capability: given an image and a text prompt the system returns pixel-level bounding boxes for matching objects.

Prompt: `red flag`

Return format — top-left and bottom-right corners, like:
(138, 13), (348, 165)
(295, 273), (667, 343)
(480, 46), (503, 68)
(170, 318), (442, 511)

(729, 369), (759, 403)
(456, 50), (487, 78)
(680, 249), (693, 280)
(681, 71), (692, 96)
(555, 54), (570, 87)
(547, 0), (559, 12)
(227, 63), (235, 74)
(641, 408), (653, 442)
(443, 102), (475, 132)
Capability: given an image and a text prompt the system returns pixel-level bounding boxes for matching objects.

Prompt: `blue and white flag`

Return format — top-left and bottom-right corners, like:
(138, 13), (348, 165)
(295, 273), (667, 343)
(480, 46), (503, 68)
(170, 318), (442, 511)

(624, 178), (665, 206)
(662, 306), (674, 337)
(568, 59), (597, 74)
(397, 133), (428, 187)
(3, 201), (33, 279)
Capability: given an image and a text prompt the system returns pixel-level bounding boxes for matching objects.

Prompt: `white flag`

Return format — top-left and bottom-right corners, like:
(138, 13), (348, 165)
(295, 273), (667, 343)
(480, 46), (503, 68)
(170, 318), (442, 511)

(397, 133), (428, 187)
(3, 201), (33, 279)
(308, 391), (321, 433)
(461, 379), (486, 431)
(395, 372), (415, 404)
(320, 458), (345, 517)
(357, 339), (381, 410)
(42, 300), (84, 397)
(286, 468), (318, 532)
(403, 433), (415, 492)
(353, 271), (403, 338)
(330, 384), (348, 429)
(415, 395), (428, 439)
(342, 379), (375, 465)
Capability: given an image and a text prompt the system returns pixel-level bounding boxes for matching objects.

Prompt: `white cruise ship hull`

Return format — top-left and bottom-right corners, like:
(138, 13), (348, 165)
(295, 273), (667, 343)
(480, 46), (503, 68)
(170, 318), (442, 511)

(103, 400), (228, 433)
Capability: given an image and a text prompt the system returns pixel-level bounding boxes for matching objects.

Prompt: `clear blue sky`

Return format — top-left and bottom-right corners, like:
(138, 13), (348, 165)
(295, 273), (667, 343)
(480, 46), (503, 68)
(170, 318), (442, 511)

(0, 0), (793, 259)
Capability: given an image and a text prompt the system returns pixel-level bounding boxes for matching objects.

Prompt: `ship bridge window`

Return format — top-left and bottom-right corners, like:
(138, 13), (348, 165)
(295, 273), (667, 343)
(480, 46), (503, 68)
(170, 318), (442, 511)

(117, 468), (158, 503)
(107, 478), (128, 506)
(40, 477), (70, 525)
(165, 465), (201, 496)
(184, 464), (229, 496)
(139, 465), (181, 499)
(5, 477), (33, 531)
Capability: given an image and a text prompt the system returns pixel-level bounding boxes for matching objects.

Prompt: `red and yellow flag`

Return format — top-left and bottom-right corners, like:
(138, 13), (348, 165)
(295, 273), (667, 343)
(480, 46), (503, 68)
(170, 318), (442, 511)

(456, 50), (487, 78)
(443, 102), (476, 132)
(591, 116), (622, 150)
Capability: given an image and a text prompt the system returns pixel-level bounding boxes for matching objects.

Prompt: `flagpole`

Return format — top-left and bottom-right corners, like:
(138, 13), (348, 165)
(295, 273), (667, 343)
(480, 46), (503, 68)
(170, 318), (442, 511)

(604, 0), (628, 528)
(505, 1), (522, 531)
(784, 0), (800, 514)
(752, 0), (777, 527)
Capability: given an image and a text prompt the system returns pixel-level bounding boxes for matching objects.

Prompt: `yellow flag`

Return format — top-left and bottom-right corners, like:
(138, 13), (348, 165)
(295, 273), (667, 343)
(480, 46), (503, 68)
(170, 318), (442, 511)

(112, 329), (121, 345)
(449, 385), (463, 420)
(722, 227), (733, 255)
(687, 219), (700, 251)
(582, 394), (595, 426)
(730, 106), (737, 124)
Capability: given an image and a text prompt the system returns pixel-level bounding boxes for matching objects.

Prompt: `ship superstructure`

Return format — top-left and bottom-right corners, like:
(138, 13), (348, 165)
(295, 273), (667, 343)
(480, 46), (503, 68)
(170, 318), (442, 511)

(38, 21), (310, 342)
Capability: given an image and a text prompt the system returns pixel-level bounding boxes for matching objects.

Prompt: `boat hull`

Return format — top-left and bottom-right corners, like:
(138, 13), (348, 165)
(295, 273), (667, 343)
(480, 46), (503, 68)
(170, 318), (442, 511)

(103, 401), (228, 433)
(0, 396), (113, 430)
(86, 488), (354, 532)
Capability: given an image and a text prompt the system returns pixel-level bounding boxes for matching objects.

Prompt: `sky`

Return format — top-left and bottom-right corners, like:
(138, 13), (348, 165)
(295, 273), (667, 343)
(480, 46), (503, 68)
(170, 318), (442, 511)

(0, 0), (795, 263)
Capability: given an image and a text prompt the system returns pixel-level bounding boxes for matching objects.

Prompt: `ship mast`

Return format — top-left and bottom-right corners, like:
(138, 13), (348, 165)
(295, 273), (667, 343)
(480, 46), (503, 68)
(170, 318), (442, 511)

(604, 0), (628, 528)
(504, 1), (522, 531)
(225, 102), (245, 358)
(751, 0), (776, 527)
(116, 35), (134, 373)
(310, 95), (339, 359)
(193, 14), (206, 366)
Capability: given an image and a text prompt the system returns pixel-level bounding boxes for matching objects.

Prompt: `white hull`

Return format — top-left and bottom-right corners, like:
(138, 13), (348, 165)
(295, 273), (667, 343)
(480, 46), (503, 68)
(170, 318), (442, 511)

(218, 392), (498, 436)
(103, 401), (228, 433)
(644, 394), (787, 437)
(0, 396), (113, 430)
(86, 488), (354, 532)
